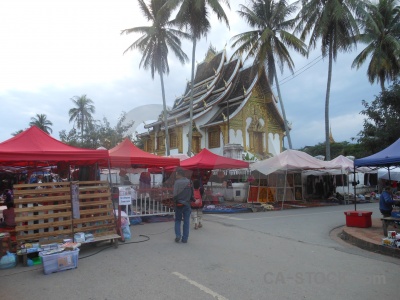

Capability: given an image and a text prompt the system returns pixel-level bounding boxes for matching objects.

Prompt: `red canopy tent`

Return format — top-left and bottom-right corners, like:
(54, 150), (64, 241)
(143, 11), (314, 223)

(180, 148), (249, 170)
(0, 126), (109, 167)
(108, 138), (180, 169)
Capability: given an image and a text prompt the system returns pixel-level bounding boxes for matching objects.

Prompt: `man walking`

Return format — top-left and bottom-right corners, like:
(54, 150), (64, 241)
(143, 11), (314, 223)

(173, 167), (192, 243)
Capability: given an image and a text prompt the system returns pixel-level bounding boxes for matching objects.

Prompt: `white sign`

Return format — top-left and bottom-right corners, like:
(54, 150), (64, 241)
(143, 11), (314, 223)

(118, 186), (132, 205)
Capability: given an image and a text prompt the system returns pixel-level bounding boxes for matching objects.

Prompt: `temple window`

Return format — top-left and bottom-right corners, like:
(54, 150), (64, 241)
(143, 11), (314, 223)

(254, 132), (263, 154)
(156, 135), (165, 151)
(192, 136), (201, 154)
(169, 131), (177, 149)
(145, 139), (153, 153)
(208, 126), (220, 148)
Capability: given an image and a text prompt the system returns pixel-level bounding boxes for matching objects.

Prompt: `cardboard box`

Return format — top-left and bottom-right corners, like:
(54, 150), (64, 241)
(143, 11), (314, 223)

(382, 238), (395, 247)
(39, 249), (79, 275)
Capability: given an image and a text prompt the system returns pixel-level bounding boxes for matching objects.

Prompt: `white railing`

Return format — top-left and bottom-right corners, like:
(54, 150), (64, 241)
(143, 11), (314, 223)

(117, 188), (175, 217)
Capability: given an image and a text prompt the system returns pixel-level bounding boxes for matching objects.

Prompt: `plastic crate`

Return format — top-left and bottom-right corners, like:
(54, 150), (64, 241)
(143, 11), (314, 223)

(39, 249), (79, 275)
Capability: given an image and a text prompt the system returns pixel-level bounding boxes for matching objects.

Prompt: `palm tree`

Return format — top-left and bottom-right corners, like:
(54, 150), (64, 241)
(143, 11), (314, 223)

(166, 0), (230, 156)
(295, 0), (365, 160)
(121, 0), (190, 156)
(231, 0), (307, 150)
(352, 0), (400, 92)
(68, 94), (95, 143)
(29, 113), (53, 134)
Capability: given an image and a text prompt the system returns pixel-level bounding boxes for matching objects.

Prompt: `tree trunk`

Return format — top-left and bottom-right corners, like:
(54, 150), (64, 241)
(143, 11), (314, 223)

(380, 75), (385, 92)
(187, 38), (197, 157)
(274, 70), (292, 149)
(160, 72), (170, 156)
(81, 114), (84, 144)
(325, 43), (333, 161)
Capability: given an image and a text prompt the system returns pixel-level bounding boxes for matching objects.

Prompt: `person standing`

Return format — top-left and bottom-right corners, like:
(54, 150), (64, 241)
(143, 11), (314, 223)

(191, 179), (204, 230)
(173, 167), (192, 243)
(379, 185), (396, 217)
(0, 202), (16, 228)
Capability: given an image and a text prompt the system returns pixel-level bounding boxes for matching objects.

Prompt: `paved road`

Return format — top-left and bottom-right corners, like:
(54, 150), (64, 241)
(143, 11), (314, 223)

(1, 203), (399, 300)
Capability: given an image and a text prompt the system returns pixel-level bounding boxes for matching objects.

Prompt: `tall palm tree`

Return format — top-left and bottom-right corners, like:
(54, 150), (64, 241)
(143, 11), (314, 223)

(231, 0), (307, 150)
(295, 0), (365, 160)
(29, 114), (53, 134)
(121, 0), (190, 156)
(68, 94), (95, 143)
(352, 0), (400, 92)
(166, 0), (230, 156)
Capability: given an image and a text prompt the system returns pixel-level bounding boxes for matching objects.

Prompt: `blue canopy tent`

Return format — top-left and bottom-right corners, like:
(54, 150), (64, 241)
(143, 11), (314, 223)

(354, 138), (400, 167)
(353, 138), (400, 210)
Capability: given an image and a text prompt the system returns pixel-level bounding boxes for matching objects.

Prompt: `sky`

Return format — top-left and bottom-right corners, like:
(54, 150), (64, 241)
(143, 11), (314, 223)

(0, 0), (382, 150)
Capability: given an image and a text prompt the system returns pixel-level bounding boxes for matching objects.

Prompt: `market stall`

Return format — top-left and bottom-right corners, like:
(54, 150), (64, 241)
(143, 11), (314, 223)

(0, 126), (119, 266)
(353, 139), (400, 236)
(354, 138), (400, 210)
(249, 150), (340, 207)
(178, 148), (250, 204)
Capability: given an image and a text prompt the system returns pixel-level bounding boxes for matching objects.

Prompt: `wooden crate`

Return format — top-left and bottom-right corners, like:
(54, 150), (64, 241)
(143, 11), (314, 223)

(13, 181), (119, 246)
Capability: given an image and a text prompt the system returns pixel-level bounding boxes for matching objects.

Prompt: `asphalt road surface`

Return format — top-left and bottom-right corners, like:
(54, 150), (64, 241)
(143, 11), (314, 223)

(1, 202), (399, 300)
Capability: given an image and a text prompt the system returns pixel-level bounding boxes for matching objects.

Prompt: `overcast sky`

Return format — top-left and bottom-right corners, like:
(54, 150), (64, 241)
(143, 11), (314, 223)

(0, 0), (382, 150)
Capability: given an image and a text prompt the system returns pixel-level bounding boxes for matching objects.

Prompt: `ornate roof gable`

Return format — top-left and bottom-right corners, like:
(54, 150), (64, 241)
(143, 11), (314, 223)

(145, 50), (283, 133)
(202, 64), (284, 129)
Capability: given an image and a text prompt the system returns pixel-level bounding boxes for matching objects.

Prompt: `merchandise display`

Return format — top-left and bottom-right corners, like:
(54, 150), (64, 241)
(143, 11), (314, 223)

(382, 230), (400, 248)
(16, 241), (81, 269)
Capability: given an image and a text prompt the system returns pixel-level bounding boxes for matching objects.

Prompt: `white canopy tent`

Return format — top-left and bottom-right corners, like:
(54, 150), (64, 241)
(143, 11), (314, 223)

(250, 149), (335, 176)
(250, 151), (378, 207)
(378, 167), (400, 181)
(303, 155), (374, 197)
(250, 150), (341, 208)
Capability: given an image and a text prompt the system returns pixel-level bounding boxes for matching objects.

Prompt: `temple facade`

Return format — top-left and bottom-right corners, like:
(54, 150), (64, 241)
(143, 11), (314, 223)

(139, 49), (287, 159)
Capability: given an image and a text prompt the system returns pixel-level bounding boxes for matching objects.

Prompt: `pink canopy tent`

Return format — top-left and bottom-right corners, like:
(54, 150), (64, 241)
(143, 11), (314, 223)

(108, 139), (180, 169)
(0, 126), (109, 167)
(179, 148), (249, 170)
(329, 155), (354, 172)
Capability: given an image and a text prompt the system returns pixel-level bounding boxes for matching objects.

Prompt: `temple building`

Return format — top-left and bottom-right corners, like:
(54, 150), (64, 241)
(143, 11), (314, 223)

(139, 48), (287, 159)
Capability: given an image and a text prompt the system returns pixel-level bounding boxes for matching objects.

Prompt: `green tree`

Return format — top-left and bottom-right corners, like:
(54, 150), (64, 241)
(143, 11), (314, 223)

(231, 0), (307, 149)
(59, 128), (80, 147)
(300, 141), (367, 159)
(295, 0), (365, 160)
(121, 0), (190, 156)
(357, 79), (400, 155)
(12, 129), (24, 136)
(96, 113), (135, 149)
(166, 0), (230, 156)
(352, 0), (400, 92)
(68, 95), (95, 144)
(60, 112), (135, 149)
(29, 113), (53, 134)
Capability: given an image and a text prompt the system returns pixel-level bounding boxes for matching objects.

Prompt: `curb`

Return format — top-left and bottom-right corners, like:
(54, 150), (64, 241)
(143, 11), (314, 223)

(340, 229), (400, 259)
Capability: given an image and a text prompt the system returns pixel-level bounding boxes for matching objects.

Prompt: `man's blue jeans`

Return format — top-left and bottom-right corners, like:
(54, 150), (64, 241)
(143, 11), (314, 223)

(175, 205), (191, 242)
